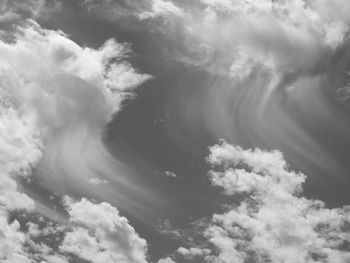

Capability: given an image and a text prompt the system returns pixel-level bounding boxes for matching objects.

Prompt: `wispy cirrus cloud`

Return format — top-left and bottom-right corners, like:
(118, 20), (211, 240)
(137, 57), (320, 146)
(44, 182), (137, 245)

(0, 18), (153, 262)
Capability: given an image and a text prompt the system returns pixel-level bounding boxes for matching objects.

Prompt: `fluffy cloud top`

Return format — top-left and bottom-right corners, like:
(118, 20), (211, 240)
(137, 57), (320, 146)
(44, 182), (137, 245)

(125, 0), (350, 84)
(61, 198), (148, 263)
(200, 140), (350, 263)
(154, 140), (350, 263)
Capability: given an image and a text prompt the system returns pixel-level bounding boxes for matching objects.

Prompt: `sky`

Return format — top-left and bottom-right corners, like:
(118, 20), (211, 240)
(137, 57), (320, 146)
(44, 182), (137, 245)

(0, 0), (350, 263)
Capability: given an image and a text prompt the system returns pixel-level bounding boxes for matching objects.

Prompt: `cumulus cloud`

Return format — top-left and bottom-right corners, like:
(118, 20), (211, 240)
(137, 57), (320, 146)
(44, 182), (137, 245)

(102, 0), (347, 87)
(0, 208), (31, 263)
(1, 198), (148, 263)
(0, 94), (41, 212)
(60, 198), (148, 263)
(175, 140), (350, 263)
(65, 0), (350, 90)
(194, 0), (347, 80)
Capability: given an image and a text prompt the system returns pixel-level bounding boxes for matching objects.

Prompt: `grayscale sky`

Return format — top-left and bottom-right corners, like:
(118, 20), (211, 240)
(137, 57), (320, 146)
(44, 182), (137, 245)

(0, 1), (350, 263)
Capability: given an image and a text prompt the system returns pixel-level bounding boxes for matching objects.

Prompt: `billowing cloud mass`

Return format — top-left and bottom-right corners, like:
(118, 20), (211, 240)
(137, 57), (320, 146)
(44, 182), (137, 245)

(0, 17), (158, 221)
(0, 18), (151, 263)
(61, 198), (148, 263)
(136, 0), (349, 78)
(165, 140), (350, 263)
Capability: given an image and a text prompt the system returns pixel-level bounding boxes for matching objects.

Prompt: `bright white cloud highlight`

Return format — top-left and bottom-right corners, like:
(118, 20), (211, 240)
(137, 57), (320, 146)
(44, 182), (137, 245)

(139, 0), (184, 19)
(61, 198), (148, 263)
(201, 140), (350, 263)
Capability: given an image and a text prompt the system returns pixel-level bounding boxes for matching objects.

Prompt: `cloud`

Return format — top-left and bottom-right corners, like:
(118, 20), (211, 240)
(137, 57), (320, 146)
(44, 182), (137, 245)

(155, 1), (350, 182)
(0, 0), (61, 38)
(177, 247), (211, 261)
(139, 0), (184, 19)
(0, 95), (41, 211)
(97, 0), (347, 85)
(0, 19), (158, 222)
(65, 0), (350, 92)
(60, 198), (148, 263)
(155, 140), (350, 263)
(88, 177), (108, 185)
(1, 198), (148, 263)
(183, 140), (350, 263)
(164, 170), (180, 179)
(64, 0), (350, 86)
(0, 208), (30, 263)
(191, 0), (348, 79)
(0, 18), (152, 263)
(157, 257), (177, 263)
(156, 219), (183, 240)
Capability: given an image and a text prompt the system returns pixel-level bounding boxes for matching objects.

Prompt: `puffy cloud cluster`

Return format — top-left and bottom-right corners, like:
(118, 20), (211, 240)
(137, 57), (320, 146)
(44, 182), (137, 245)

(0, 208), (30, 263)
(199, 0), (347, 71)
(0, 108), (40, 211)
(70, 0), (350, 89)
(0, 198), (148, 263)
(0, 21), (149, 128)
(197, 140), (350, 263)
(61, 198), (148, 263)
(161, 140), (350, 263)
(129, 0), (350, 85)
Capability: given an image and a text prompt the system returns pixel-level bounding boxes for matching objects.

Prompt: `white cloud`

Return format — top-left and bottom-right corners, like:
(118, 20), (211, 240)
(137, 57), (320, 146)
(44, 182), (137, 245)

(131, 0), (350, 85)
(157, 257), (177, 263)
(0, 19), (151, 263)
(0, 208), (30, 263)
(89, 177), (109, 185)
(200, 140), (350, 263)
(0, 18), (154, 222)
(164, 170), (179, 179)
(139, 0), (184, 19)
(156, 140), (350, 263)
(42, 254), (69, 263)
(61, 198), (148, 263)
(177, 247), (211, 261)
(72, 0), (350, 83)
(0, 102), (41, 211)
